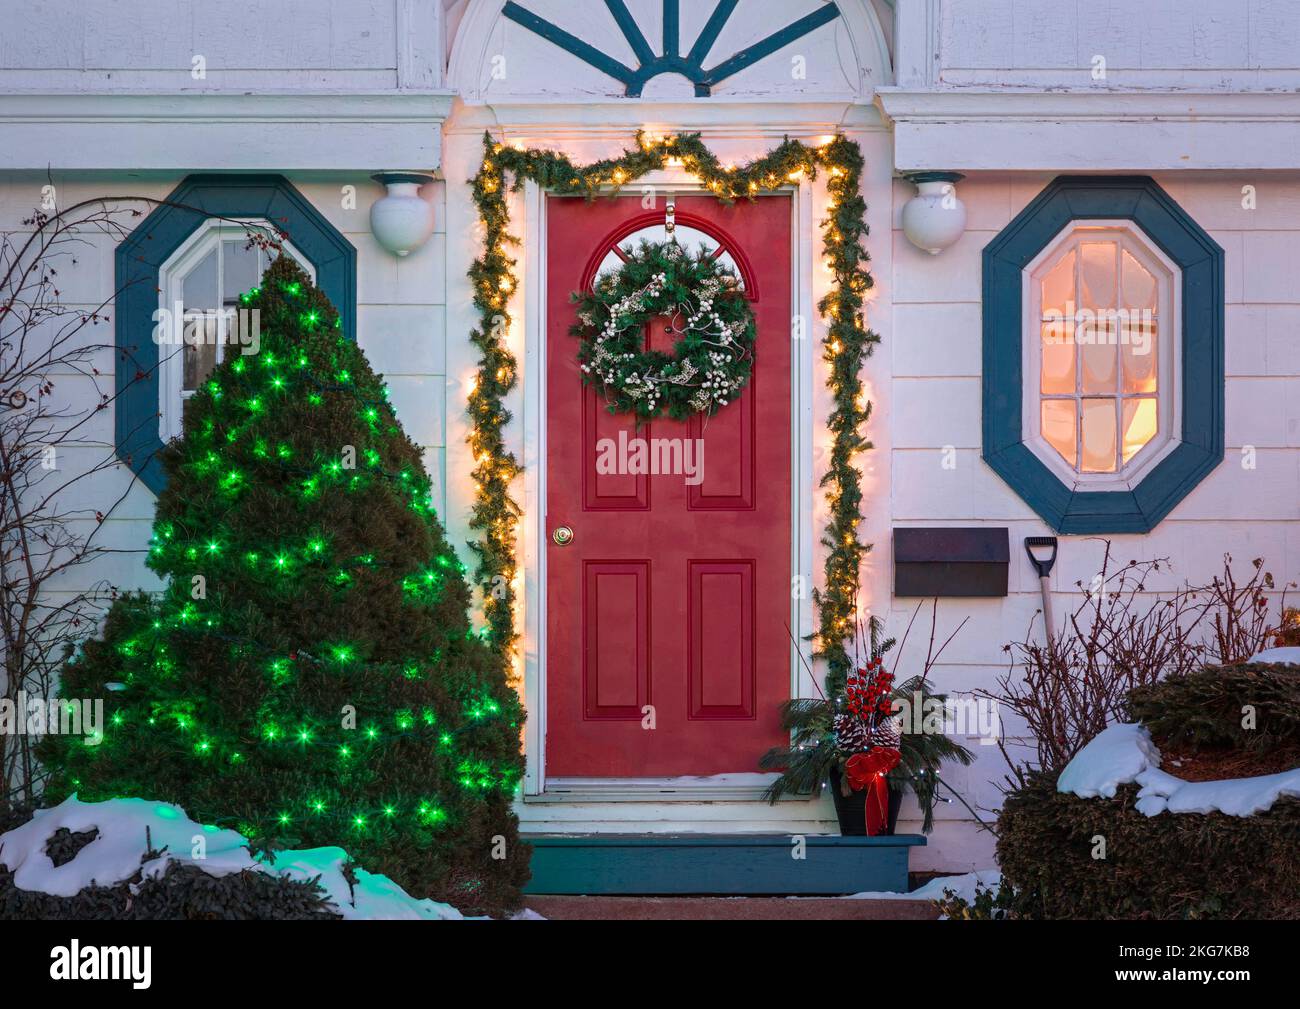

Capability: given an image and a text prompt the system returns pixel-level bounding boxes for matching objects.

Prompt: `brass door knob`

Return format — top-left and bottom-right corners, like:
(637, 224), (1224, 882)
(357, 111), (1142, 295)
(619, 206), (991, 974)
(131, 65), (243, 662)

(551, 525), (574, 546)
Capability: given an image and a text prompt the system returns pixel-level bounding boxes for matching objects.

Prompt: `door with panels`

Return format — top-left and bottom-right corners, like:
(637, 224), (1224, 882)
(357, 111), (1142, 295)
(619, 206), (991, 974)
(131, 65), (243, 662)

(545, 193), (792, 778)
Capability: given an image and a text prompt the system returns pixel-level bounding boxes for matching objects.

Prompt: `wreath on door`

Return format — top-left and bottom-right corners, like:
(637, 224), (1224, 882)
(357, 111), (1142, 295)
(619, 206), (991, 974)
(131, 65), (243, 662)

(570, 239), (756, 420)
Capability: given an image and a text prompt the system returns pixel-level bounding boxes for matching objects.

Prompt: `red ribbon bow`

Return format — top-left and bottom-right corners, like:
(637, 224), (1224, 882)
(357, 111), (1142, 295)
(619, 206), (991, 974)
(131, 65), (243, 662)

(844, 747), (900, 790)
(845, 748), (901, 836)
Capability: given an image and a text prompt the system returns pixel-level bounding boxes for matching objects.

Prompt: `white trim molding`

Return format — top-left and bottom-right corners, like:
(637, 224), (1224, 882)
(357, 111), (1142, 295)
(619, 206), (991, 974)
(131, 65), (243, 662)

(518, 173), (820, 804)
(0, 92), (455, 171)
(875, 90), (1300, 171)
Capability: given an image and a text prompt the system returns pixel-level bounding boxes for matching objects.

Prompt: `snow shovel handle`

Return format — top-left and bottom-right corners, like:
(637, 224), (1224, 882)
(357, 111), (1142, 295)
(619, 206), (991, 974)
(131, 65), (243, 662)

(1025, 537), (1059, 651)
(1023, 536), (1058, 579)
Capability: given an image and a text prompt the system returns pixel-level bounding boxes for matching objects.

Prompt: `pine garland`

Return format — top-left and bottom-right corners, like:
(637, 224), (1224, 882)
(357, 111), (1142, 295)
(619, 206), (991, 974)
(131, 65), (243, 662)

(468, 130), (877, 693)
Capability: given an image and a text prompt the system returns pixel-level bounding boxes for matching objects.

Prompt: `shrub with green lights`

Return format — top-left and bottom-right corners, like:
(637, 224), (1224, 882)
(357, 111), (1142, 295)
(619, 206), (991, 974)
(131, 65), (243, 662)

(42, 256), (529, 914)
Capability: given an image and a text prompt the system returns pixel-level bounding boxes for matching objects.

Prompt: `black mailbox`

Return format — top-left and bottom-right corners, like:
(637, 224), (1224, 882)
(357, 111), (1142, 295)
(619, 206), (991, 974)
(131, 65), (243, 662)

(893, 527), (1009, 598)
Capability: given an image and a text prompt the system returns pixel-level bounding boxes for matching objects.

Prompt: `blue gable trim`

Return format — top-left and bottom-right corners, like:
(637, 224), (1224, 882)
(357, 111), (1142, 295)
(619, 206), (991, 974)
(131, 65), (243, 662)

(114, 173), (356, 495)
(981, 176), (1224, 534)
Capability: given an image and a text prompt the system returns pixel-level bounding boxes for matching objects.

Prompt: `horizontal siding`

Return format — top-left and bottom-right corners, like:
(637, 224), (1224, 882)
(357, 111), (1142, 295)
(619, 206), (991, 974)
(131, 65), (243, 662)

(0, 0), (412, 91)
(939, 0), (1300, 91)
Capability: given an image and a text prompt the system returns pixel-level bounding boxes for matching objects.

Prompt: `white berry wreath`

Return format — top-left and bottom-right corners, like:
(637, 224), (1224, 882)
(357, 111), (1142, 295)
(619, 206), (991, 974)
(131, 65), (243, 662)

(570, 239), (756, 420)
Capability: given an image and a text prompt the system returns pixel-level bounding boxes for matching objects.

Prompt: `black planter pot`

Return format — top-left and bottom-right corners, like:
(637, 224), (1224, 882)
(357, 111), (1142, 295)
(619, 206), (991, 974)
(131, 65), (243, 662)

(827, 767), (903, 836)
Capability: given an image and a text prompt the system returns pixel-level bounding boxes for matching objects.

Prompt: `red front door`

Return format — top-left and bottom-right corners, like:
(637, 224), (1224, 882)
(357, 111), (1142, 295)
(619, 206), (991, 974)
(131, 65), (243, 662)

(545, 193), (792, 778)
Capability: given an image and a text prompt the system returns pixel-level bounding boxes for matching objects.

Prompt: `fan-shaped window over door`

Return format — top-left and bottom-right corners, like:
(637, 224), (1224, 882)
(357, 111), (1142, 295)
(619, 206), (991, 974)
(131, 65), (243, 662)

(593, 222), (746, 291)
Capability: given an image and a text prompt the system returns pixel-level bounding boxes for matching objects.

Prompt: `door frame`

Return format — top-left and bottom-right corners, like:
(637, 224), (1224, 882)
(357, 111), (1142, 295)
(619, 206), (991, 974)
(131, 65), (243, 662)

(519, 169), (820, 800)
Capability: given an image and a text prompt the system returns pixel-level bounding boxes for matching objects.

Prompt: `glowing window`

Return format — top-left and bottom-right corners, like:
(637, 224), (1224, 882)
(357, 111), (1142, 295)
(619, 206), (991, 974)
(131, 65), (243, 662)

(1025, 222), (1178, 489)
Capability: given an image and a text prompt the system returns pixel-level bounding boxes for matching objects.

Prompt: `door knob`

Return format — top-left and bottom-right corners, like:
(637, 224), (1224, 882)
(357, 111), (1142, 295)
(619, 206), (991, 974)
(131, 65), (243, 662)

(551, 525), (574, 546)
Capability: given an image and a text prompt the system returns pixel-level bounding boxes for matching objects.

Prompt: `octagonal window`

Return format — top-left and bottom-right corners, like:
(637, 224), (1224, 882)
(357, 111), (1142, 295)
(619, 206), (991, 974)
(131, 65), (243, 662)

(1024, 221), (1179, 490)
(982, 176), (1224, 534)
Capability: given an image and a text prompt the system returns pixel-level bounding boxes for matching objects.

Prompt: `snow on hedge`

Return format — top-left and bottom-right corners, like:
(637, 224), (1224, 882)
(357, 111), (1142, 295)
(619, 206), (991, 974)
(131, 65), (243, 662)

(1057, 723), (1300, 817)
(0, 796), (467, 920)
(1248, 646), (1300, 665)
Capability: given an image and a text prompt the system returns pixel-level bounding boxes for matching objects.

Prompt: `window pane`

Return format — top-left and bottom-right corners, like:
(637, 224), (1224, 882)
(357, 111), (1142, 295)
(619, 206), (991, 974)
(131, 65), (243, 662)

(183, 340), (218, 392)
(1122, 319), (1158, 393)
(1080, 334), (1117, 394)
(1122, 398), (1159, 463)
(1080, 399), (1118, 473)
(1041, 400), (1076, 467)
(1040, 248), (1075, 317)
(1121, 249), (1157, 311)
(671, 225), (720, 257)
(713, 250), (745, 290)
(593, 249), (625, 285)
(181, 247), (218, 310)
(1079, 242), (1117, 308)
(1040, 322), (1075, 394)
(222, 240), (261, 301)
(597, 226), (740, 288)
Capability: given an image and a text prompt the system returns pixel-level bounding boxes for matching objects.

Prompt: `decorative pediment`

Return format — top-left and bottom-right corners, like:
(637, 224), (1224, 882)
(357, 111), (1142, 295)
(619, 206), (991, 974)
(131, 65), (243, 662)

(504, 0), (838, 97)
(449, 0), (888, 102)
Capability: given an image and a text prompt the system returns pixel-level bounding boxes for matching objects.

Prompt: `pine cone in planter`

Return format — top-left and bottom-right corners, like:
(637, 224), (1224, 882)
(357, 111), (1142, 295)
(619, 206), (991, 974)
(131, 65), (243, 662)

(871, 720), (900, 751)
(833, 712), (870, 754)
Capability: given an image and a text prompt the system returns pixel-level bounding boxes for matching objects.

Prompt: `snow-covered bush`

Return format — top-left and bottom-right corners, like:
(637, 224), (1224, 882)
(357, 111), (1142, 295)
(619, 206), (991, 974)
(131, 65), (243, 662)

(0, 796), (472, 920)
(996, 663), (1300, 920)
(996, 771), (1300, 919)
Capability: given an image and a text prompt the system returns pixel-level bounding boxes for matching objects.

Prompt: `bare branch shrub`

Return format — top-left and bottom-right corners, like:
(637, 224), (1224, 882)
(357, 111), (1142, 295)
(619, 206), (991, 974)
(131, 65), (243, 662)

(2, 192), (284, 810)
(984, 542), (1293, 782)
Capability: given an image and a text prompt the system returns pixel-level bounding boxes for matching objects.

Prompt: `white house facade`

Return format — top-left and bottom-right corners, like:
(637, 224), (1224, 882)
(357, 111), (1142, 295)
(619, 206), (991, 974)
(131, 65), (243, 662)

(3, 0), (1299, 876)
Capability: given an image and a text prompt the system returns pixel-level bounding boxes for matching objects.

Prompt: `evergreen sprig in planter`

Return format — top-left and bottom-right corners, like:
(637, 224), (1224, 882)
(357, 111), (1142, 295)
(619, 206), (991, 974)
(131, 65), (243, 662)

(760, 614), (973, 835)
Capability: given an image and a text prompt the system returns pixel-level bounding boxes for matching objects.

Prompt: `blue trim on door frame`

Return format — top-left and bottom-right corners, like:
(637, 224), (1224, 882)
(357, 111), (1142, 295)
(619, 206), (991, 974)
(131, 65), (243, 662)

(501, 0), (839, 98)
(982, 176), (1224, 534)
(114, 173), (356, 494)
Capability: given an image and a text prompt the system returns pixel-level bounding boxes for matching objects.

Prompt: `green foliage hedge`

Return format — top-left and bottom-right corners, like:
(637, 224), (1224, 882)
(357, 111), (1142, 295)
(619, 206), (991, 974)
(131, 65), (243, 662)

(1127, 661), (1300, 754)
(998, 662), (1300, 919)
(996, 771), (1300, 919)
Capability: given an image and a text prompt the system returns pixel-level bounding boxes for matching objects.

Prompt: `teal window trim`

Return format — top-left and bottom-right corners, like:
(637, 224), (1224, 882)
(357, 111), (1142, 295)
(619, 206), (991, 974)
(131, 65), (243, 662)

(982, 176), (1224, 534)
(114, 174), (356, 494)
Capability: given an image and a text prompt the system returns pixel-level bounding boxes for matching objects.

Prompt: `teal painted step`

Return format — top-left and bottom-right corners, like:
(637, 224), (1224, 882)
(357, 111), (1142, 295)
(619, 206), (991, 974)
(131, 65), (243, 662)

(522, 833), (925, 896)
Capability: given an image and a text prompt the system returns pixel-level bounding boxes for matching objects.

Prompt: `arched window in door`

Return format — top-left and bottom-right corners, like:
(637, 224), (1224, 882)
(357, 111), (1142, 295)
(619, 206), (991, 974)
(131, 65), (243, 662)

(593, 220), (747, 292)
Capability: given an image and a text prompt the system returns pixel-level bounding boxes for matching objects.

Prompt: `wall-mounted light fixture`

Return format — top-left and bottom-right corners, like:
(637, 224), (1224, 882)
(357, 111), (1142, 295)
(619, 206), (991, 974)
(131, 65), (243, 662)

(901, 171), (966, 256)
(370, 172), (436, 257)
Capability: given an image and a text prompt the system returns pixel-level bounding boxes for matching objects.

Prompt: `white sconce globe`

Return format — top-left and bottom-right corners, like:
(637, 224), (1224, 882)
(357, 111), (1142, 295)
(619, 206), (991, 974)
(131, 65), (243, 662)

(370, 172), (436, 257)
(901, 172), (966, 256)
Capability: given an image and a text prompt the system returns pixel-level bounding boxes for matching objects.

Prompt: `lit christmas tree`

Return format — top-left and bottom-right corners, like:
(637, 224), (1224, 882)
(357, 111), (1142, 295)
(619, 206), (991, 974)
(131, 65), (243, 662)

(44, 255), (529, 913)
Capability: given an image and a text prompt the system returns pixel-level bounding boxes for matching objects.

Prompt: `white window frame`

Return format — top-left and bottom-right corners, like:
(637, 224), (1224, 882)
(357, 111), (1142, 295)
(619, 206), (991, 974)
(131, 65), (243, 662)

(1021, 219), (1182, 493)
(157, 218), (314, 442)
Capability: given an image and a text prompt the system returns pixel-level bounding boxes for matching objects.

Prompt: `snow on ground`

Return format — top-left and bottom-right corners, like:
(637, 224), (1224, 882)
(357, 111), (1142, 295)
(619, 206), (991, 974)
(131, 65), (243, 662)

(1057, 723), (1300, 817)
(0, 796), (467, 920)
(845, 869), (1001, 903)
